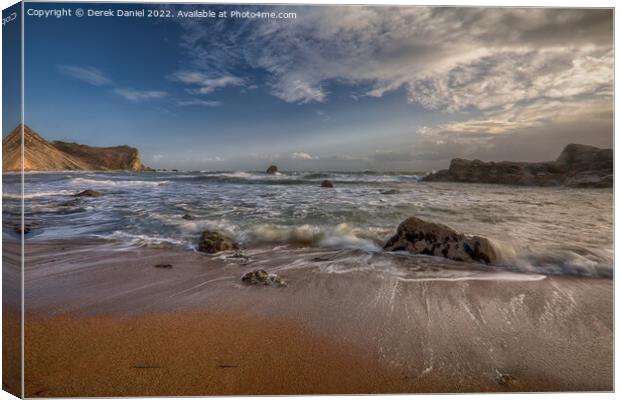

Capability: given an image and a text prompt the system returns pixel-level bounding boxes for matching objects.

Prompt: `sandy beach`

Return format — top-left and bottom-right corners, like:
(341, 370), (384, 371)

(17, 239), (613, 395)
(2, 237), (22, 397)
(26, 312), (402, 397)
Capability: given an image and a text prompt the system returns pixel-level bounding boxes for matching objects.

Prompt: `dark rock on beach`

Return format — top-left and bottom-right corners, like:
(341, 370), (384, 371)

(384, 216), (498, 265)
(321, 180), (334, 188)
(496, 372), (516, 386)
(73, 189), (103, 197)
(241, 269), (287, 287)
(153, 264), (173, 269)
(197, 230), (239, 254)
(266, 165), (279, 174)
(423, 143), (612, 188)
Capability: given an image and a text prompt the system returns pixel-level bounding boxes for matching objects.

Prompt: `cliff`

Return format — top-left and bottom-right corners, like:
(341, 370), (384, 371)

(423, 144), (613, 188)
(2, 125), (152, 172)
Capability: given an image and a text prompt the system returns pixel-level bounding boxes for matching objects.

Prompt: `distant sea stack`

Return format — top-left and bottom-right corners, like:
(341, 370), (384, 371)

(2, 124), (153, 172)
(424, 144), (613, 188)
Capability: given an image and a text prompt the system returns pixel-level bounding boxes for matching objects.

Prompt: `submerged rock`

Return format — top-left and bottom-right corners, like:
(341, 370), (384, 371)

(266, 165), (278, 174)
(58, 199), (81, 207)
(321, 180), (334, 188)
(384, 216), (498, 265)
(181, 214), (194, 220)
(73, 189), (103, 197)
(13, 224), (33, 235)
(197, 230), (239, 254)
(241, 269), (287, 287)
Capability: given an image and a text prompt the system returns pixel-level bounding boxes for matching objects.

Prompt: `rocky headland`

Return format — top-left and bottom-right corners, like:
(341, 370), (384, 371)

(424, 143), (612, 188)
(2, 124), (152, 172)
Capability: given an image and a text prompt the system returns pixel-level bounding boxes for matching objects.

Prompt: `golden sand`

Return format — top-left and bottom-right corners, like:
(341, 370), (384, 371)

(25, 311), (407, 397)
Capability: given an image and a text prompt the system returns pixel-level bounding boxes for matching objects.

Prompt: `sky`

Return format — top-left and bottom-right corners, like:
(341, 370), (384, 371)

(7, 4), (614, 171)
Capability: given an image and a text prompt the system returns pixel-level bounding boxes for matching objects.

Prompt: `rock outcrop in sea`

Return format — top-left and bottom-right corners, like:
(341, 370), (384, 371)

(384, 216), (498, 265)
(423, 143), (612, 188)
(266, 165), (278, 174)
(2, 124), (153, 172)
(321, 179), (334, 188)
(73, 190), (103, 198)
(197, 230), (239, 254)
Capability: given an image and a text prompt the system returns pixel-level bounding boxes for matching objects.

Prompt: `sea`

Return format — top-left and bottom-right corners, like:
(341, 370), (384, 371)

(2, 170), (613, 278)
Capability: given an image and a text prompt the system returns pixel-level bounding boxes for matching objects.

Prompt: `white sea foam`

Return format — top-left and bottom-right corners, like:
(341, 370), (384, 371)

(8, 170), (611, 278)
(95, 231), (187, 248)
(70, 177), (170, 187)
(241, 223), (382, 251)
(3, 190), (75, 199)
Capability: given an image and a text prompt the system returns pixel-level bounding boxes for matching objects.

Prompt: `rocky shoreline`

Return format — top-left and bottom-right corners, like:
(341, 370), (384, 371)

(424, 143), (612, 188)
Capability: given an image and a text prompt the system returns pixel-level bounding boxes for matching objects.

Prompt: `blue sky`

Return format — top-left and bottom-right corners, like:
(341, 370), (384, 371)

(8, 4), (614, 171)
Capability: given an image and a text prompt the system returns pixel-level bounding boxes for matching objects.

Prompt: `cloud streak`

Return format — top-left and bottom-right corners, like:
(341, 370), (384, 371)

(60, 65), (170, 104)
(59, 65), (112, 86)
(112, 88), (168, 102)
(172, 71), (244, 94)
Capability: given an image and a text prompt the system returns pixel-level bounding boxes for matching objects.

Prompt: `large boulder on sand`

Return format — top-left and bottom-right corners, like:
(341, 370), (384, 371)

(384, 216), (498, 265)
(266, 165), (278, 174)
(197, 230), (239, 254)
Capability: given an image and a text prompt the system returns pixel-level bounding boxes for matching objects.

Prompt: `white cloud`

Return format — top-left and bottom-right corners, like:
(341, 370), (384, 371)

(59, 65), (112, 86)
(175, 7), (611, 125)
(419, 97), (613, 140)
(172, 71), (244, 94)
(270, 78), (327, 104)
(172, 6), (612, 166)
(291, 152), (317, 160)
(113, 88), (168, 102)
(152, 154), (165, 161)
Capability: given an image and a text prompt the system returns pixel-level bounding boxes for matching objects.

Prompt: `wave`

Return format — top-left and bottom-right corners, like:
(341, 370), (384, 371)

(3, 190), (75, 199)
(481, 238), (612, 278)
(506, 248), (612, 278)
(166, 172), (423, 186)
(94, 231), (188, 249)
(90, 215), (612, 278)
(70, 177), (171, 187)
(241, 223), (383, 252)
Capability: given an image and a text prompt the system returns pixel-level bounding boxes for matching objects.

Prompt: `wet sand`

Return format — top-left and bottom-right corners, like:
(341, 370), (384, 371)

(19, 240), (614, 395)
